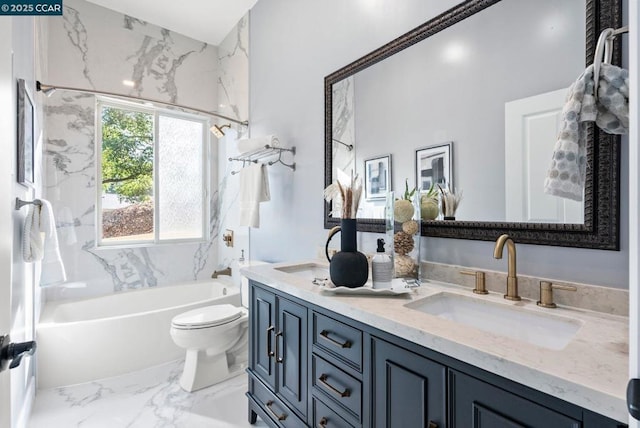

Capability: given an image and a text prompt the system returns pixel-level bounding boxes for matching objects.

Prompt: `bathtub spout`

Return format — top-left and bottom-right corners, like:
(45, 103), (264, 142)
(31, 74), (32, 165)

(212, 267), (232, 278)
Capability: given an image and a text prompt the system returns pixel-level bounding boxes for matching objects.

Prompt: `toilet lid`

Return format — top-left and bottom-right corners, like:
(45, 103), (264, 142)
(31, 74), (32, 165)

(171, 304), (243, 329)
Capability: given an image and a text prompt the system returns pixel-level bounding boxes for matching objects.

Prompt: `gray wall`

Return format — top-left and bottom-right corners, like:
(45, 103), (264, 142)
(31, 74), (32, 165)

(249, 0), (628, 289)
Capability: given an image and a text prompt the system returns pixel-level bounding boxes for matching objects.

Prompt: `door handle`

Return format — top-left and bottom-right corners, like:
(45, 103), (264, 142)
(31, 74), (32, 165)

(0, 334), (37, 372)
(628, 378), (640, 420)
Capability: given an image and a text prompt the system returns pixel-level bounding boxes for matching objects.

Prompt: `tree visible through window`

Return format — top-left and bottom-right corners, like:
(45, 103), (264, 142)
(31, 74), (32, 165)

(98, 100), (207, 245)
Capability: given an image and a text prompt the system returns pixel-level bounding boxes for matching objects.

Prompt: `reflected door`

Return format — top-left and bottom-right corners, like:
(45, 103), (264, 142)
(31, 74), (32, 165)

(505, 88), (584, 224)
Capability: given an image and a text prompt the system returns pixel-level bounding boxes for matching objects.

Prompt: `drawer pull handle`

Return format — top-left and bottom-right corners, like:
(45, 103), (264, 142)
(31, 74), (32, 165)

(319, 330), (351, 349)
(428, 422), (438, 428)
(318, 417), (328, 427)
(265, 400), (287, 421)
(318, 374), (350, 398)
(266, 326), (275, 358)
(275, 331), (284, 363)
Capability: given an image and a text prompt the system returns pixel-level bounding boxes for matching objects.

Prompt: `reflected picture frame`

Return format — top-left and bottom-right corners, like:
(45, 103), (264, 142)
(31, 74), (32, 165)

(17, 79), (35, 186)
(416, 142), (453, 192)
(364, 154), (391, 200)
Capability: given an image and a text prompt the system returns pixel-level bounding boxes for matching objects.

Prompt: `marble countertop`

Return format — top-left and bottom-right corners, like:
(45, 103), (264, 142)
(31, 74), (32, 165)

(241, 261), (629, 423)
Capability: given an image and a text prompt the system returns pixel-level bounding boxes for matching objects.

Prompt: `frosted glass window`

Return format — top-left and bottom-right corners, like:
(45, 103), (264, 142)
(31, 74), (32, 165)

(158, 115), (204, 240)
(97, 99), (208, 246)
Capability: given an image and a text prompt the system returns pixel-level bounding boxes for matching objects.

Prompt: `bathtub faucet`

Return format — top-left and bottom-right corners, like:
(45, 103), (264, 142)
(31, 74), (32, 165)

(212, 267), (232, 278)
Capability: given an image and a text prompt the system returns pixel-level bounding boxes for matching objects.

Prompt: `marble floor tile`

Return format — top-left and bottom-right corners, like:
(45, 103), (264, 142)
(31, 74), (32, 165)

(29, 360), (268, 428)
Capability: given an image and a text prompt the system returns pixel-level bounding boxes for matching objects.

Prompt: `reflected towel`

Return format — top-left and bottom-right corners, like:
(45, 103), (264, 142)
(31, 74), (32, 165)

(544, 63), (628, 201)
(239, 163), (270, 228)
(236, 135), (279, 154)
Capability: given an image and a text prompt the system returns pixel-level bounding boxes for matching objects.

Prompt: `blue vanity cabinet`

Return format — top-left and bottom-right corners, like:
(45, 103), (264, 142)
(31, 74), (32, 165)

(449, 370), (581, 427)
(247, 281), (626, 428)
(248, 282), (308, 426)
(371, 337), (446, 427)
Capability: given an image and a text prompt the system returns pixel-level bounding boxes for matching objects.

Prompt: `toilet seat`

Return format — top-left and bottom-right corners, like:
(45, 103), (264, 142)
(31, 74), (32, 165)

(171, 304), (243, 330)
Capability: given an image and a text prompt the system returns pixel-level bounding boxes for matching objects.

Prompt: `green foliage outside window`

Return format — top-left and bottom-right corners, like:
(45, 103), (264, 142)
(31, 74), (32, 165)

(101, 106), (154, 203)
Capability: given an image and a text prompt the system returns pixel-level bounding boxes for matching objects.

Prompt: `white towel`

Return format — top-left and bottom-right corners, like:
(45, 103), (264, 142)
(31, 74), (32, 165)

(23, 203), (43, 262)
(236, 135), (279, 154)
(23, 199), (67, 286)
(239, 163), (270, 228)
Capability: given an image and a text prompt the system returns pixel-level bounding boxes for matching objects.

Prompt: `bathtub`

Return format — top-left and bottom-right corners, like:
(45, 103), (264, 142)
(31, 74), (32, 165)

(36, 278), (240, 389)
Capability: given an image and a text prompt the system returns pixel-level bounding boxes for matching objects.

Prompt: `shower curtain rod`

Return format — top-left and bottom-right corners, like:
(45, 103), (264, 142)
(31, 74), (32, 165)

(35, 81), (249, 126)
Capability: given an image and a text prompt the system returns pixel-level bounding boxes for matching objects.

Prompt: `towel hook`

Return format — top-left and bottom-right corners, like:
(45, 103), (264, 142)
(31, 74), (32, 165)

(15, 197), (42, 211)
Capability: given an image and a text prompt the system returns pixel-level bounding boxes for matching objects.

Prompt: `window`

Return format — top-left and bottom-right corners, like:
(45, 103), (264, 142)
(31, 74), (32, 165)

(97, 99), (209, 246)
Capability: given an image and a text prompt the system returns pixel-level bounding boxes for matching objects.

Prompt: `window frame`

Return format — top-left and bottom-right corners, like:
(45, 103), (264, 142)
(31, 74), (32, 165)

(95, 97), (210, 248)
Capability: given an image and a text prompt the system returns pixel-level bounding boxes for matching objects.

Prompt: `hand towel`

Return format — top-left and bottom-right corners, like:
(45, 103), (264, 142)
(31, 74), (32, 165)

(239, 163), (270, 228)
(544, 63), (628, 201)
(39, 199), (67, 286)
(236, 135), (279, 154)
(22, 203), (43, 262)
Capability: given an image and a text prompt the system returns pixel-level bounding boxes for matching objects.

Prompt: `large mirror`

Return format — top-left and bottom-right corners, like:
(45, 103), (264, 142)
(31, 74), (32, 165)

(324, 0), (621, 249)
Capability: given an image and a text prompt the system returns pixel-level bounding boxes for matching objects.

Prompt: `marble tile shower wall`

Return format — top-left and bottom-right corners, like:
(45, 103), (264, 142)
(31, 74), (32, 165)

(216, 15), (250, 276)
(43, 0), (247, 300)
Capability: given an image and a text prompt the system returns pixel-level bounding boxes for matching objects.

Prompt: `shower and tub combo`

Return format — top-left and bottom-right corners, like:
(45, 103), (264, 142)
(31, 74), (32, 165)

(37, 276), (249, 391)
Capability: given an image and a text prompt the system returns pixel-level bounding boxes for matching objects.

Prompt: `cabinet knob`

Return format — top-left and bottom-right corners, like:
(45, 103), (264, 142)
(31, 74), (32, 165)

(318, 417), (328, 427)
(428, 421), (438, 428)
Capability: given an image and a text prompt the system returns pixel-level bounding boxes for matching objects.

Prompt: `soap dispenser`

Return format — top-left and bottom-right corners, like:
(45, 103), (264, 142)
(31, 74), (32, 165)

(372, 238), (393, 289)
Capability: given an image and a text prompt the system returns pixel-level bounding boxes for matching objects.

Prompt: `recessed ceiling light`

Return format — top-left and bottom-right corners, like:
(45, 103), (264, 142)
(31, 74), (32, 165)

(122, 80), (136, 87)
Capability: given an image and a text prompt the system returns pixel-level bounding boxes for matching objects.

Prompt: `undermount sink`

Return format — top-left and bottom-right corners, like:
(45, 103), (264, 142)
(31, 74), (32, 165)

(275, 263), (329, 281)
(405, 292), (582, 350)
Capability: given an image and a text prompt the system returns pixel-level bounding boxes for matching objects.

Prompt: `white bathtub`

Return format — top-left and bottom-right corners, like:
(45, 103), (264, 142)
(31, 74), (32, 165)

(36, 279), (240, 389)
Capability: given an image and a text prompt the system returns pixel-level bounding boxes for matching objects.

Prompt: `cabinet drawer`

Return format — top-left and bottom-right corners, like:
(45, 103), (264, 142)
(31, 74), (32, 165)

(249, 373), (306, 428)
(313, 312), (362, 370)
(312, 355), (362, 421)
(313, 395), (357, 428)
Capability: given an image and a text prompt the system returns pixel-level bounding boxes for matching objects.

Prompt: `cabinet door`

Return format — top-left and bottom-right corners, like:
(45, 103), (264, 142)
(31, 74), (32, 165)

(372, 337), (446, 428)
(449, 370), (581, 428)
(277, 297), (308, 417)
(251, 286), (276, 389)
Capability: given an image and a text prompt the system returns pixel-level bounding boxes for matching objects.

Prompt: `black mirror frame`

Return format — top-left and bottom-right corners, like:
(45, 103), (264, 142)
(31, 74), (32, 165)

(324, 0), (621, 250)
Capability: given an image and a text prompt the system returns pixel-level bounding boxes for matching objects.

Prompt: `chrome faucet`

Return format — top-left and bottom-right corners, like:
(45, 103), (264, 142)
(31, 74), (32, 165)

(493, 234), (521, 301)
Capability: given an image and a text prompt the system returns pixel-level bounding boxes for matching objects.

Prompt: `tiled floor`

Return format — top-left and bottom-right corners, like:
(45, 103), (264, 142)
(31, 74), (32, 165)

(29, 360), (269, 428)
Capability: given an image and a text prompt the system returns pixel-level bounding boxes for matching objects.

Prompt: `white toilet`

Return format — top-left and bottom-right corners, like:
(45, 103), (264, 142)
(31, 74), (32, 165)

(170, 302), (249, 392)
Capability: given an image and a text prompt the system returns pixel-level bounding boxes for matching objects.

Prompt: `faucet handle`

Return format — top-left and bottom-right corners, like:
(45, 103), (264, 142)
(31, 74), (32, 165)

(537, 281), (577, 308)
(460, 270), (488, 295)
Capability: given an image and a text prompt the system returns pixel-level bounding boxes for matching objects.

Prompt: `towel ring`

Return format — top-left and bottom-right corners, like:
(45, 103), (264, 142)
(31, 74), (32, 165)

(593, 28), (614, 102)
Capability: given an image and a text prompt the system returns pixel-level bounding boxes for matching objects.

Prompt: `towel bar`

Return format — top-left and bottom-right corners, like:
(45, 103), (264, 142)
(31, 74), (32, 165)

(15, 197), (42, 211)
(229, 145), (296, 172)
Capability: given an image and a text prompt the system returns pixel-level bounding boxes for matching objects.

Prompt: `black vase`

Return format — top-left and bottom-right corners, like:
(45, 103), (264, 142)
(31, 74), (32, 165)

(326, 219), (368, 288)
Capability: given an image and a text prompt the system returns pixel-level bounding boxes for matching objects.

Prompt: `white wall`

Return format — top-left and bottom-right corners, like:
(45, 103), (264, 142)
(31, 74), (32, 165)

(249, 0), (629, 288)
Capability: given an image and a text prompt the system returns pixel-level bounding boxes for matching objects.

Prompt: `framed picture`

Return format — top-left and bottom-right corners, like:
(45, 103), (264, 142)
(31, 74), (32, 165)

(364, 154), (391, 200)
(415, 142), (453, 192)
(17, 79), (35, 186)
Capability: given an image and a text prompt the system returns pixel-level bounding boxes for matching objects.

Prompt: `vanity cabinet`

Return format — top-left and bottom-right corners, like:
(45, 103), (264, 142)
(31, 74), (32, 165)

(247, 281), (626, 428)
(371, 337), (446, 428)
(449, 370), (581, 427)
(248, 284), (308, 425)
